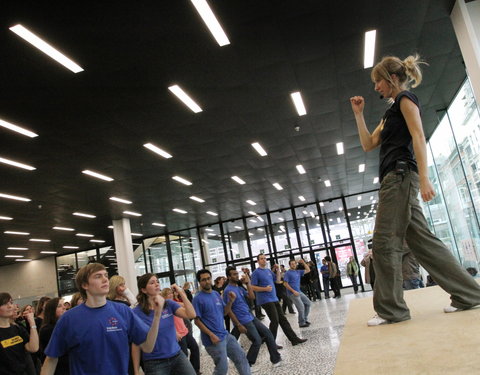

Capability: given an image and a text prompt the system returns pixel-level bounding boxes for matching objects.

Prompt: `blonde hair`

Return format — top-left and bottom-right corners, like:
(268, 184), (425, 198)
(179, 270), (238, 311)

(108, 275), (126, 300)
(160, 287), (173, 299)
(371, 54), (427, 91)
(70, 292), (83, 307)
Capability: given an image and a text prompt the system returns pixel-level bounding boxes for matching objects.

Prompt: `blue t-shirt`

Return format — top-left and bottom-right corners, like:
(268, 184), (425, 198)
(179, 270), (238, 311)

(223, 284), (254, 325)
(192, 291), (228, 346)
(45, 301), (149, 375)
(251, 267), (278, 305)
(133, 300), (181, 361)
(283, 269), (305, 296)
(320, 265), (329, 278)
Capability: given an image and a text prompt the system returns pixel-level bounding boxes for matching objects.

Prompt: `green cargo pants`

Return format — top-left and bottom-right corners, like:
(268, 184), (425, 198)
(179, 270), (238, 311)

(372, 169), (480, 322)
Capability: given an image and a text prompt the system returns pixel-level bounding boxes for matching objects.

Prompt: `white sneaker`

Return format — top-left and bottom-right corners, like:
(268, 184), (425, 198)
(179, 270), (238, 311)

(273, 359), (283, 368)
(250, 364), (261, 373)
(367, 314), (390, 326)
(444, 304), (480, 313)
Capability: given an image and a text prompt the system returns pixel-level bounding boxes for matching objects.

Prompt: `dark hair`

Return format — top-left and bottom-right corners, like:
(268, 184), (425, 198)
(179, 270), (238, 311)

(289, 259), (296, 265)
(466, 267), (478, 276)
(324, 256), (331, 262)
(136, 273), (156, 315)
(196, 269), (211, 282)
(225, 266), (236, 277)
(42, 298), (62, 328)
(0, 292), (12, 306)
(257, 254), (266, 260)
(36, 296), (51, 316)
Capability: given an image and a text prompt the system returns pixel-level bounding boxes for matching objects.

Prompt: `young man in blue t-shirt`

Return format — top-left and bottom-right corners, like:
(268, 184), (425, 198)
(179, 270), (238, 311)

(193, 269), (251, 375)
(224, 266), (282, 372)
(250, 254), (307, 346)
(40, 263), (163, 375)
(284, 259), (312, 328)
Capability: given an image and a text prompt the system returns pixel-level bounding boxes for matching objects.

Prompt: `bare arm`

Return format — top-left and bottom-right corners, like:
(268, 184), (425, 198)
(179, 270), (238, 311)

(171, 285), (196, 319)
(131, 344), (142, 375)
(299, 259), (310, 274)
(24, 313), (39, 353)
(40, 357), (58, 375)
(242, 274), (255, 300)
(139, 295), (163, 353)
(250, 284), (272, 292)
(350, 96), (383, 151)
(194, 317), (220, 345)
(284, 281), (299, 296)
(400, 97), (435, 202)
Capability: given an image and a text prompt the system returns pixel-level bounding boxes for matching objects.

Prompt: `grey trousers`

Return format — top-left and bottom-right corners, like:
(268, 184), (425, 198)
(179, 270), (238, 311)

(373, 170), (480, 322)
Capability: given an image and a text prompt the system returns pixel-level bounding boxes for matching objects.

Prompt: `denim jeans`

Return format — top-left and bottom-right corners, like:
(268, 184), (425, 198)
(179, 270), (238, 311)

(403, 278), (422, 290)
(205, 333), (251, 375)
(231, 318), (281, 365)
(322, 277), (330, 298)
(288, 292), (311, 325)
(143, 350), (196, 375)
(349, 274), (358, 292)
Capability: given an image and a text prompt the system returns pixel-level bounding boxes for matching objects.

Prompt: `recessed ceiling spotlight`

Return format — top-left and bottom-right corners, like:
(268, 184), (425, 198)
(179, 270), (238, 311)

(9, 24), (84, 73)
(168, 85), (202, 113)
(4, 231), (29, 235)
(173, 208), (188, 214)
(231, 176), (246, 185)
(190, 196), (205, 203)
(0, 193), (31, 202)
(296, 165), (306, 174)
(373, 177), (379, 184)
(324, 180), (331, 187)
(358, 196), (362, 201)
(0, 157), (36, 171)
(109, 197), (132, 204)
(290, 92), (307, 116)
(82, 170), (114, 182)
(143, 143), (172, 159)
(364, 29), (377, 69)
(272, 183), (283, 191)
(73, 212), (96, 219)
(190, 0), (230, 47)
(172, 176), (192, 186)
(123, 211), (142, 217)
(298, 196), (306, 202)
(320, 202), (324, 207)
(251, 142), (267, 157)
(359, 164), (365, 173)
(0, 118), (38, 138)
(336, 142), (344, 155)
(53, 226), (74, 231)
(246, 200), (256, 206)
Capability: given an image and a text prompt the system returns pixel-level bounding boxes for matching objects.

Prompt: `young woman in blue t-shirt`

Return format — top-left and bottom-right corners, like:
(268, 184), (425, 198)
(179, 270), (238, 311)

(132, 274), (197, 375)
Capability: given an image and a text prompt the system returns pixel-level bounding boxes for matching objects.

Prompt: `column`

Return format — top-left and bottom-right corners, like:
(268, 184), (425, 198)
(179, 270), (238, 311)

(451, 0), (480, 102)
(113, 218), (138, 295)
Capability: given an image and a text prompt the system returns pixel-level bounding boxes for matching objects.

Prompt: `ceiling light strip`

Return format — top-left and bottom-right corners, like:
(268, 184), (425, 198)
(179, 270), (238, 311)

(168, 85), (202, 113)
(82, 170), (114, 182)
(143, 143), (172, 159)
(364, 30), (377, 69)
(190, 0), (230, 47)
(0, 157), (36, 170)
(290, 92), (307, 116)
(0, 193), (31, 202)
(0, 118), (38, 138)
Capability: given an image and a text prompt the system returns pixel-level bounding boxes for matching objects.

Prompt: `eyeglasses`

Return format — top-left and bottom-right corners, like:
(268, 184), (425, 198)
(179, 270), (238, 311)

(200, 277), (211, 282)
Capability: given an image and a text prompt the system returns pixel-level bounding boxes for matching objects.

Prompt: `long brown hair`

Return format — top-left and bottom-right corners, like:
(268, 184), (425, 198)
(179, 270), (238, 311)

(42, 298), (62, 328)
(136, 273), (156, 315)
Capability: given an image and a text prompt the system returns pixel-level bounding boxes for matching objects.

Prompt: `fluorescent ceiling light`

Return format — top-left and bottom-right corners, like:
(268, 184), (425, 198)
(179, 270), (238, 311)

(0, 216), (13, 220)
(231, 176), (246, 185)
(290, 92), (307, 116)
(298, 196), (306, 202)
(358, 196), (362, 201)
(0, 193), (31, 202)
(90, 239), (105, 243)
(249, 219), (257, 223)
(172, 176), (192, 186)
(0, 118), (38, 138)
(190, 196), (205, 203)
(9, 24), (84, 73)
(131, 233), (142, 236)
(324, 180), (331, 187)
(257, 216), (264, 222)
(251, 142), (267, 157)
(76, 233), (94, 237)
(152, 222), (166, 227)
(257, 228), (264, 231)
(303, 210), (308, 215)
(246, 200), (256, 206)
(338, 207), (343, 211)
(4, 231), (29, 235)
(41, 251), (57, 254)
(364, 30), (377, 69)
(373, 177), (379, 184)
(206, 211), (218, 216)
(73, 212), (96, 219)
(296, 165), (306, 174)
(190, 0), (230, 47)
(16, 259), (32, 262)
(247, 211), (257, 216)
(337, 217), (342, 224)
(173, 208), (188, 214)
(8, 247), (28, 250)
(53, 226), (74, 231)
(63, 246), (79, 249)
(123, 211), (142, 217)
(168, 85), (202, 113)
(29, 239), (50, 242)
(0, 157), (35, 170)
(272, 183), (283, 191)
(82, 170), (113, 182)
(278, 218), (284, 221)
(108, 226), (113, 229)
(234, 226), (242, 230)
(336, 142), (344, 155)
(143, 143), (172, 159)
(320, 202), (324, 207)
(6, 255), (24, 258)
(110, 197), (132, 204)
(359, 164), (365, 173)
(205, 228), (214, 232)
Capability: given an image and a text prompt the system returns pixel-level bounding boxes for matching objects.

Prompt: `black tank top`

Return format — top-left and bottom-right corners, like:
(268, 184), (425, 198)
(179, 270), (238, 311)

(379, 91), (419, 182)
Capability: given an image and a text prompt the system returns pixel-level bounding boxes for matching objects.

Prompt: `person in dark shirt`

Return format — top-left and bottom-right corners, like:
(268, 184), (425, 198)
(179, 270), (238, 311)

(350, 54), (480, 326)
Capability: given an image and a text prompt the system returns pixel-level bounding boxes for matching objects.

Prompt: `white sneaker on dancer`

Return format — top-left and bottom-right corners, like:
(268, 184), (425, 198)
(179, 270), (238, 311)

(444, 304), (480, 313)
(367, 314), (390, 326)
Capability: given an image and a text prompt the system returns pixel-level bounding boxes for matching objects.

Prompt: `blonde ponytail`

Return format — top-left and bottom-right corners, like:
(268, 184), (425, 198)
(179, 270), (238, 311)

(372, 54), (428, 90)
(403, 54), (427, 88)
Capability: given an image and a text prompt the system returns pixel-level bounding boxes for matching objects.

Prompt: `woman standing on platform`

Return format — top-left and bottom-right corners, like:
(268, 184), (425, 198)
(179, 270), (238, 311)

(350, 54), (480, 326)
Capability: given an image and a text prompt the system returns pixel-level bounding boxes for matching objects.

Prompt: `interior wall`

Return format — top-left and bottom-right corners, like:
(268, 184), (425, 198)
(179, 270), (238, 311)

(0, 257), (58, 307)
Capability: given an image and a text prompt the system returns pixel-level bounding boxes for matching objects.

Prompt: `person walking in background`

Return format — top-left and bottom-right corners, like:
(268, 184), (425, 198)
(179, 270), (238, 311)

(350, 54), (480, 326)
(347, 256), (360, 294)
(325, 256), (341, 298)
(320, 259), (331, 299)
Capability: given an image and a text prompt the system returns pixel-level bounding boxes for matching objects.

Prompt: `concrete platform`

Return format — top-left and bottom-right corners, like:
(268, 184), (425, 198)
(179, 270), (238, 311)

(334, 284), (480, 374)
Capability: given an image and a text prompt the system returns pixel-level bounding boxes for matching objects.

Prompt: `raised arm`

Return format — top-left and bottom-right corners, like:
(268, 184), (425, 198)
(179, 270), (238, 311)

(242, 274), (255, 300)
(24, 312), (39, 353)
(139, 295), (163, 353)
(171, 284), (196, 319)
(350, 96), (383, 152)
(400, 97), (435, 202)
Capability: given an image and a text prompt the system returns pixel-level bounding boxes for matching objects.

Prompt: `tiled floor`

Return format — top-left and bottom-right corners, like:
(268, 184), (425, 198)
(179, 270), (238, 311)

(197, 290), (373, 375)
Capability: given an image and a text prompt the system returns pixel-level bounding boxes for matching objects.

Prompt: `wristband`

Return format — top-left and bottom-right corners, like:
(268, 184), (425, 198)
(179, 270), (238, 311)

(30, 325), (37, 329)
